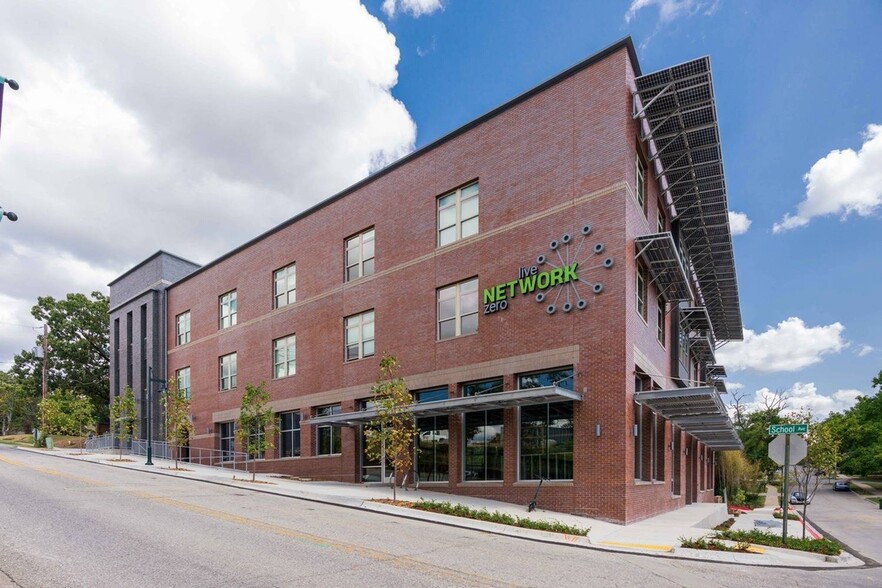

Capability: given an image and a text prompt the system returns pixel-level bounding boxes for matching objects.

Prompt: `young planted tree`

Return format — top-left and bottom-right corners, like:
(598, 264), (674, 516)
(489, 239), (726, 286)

(236, 383), (275, 482)
(366, 353), (417, 501)
(792, 419), (841, 538)
(162, 378), (194, 470)
(110, 386), (137, 459)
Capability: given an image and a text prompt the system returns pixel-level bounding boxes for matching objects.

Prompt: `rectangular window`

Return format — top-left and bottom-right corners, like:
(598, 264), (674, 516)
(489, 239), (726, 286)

(219, 353), (237, 391)
(657, 204), (666, 233)
(344, 310), (375, 361)
(176, 366), (191, 399)
(437, 182), (479, 247)
(463, 378), (504, 481)
(247, 425), (265, 460)
(218, 421), (235, 461)
(636, 264), (647, 321)
(437, 278), (478, 340)
(415, 387), (449, 482)
(273, 264), (296, 309)
(273, 335), (296, 378)
(176, 311), (191, 345)
(657, 294), (666, 346)
(635, 153), (646, 214)
(655, 414), (666, 482)
(315, 405), (342, 455)
(633, 394), (642, 480)
(279, 411), (301, 458)
(345, 228), (375, 282)
(518, 368), (574, 481)
(219, 291), (237, 329)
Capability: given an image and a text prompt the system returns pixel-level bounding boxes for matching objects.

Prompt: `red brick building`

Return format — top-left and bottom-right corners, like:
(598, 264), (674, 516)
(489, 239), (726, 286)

(114, 38), (743, 524)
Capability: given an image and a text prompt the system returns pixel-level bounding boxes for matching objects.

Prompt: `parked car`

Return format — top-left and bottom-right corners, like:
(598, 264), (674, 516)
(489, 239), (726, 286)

(833, 480), (850, 492)
(789, 491), (811, 505)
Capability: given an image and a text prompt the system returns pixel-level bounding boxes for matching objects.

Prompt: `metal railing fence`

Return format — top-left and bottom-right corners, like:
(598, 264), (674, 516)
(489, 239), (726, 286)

(84, 433), (249, 472)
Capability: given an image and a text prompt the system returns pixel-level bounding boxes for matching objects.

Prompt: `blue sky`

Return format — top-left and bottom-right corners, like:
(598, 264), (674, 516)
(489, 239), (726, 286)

(1, 1), (879, 419)
(368, 0), (882, 417)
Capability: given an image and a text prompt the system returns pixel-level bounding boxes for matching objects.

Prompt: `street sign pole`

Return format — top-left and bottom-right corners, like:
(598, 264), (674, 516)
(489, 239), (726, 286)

(782, 435), (790, 545)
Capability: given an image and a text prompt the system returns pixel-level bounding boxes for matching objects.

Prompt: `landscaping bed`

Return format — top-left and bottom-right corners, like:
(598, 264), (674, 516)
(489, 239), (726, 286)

(372, 499), (589, 536)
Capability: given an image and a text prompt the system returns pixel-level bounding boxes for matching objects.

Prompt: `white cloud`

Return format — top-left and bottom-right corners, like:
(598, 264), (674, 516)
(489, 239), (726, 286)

(773, 124), (882, 233)
(0, 1), (417, 365)
(383, 0), (444, 19)
(716, 317), (847, 373)
(734, 383), (863, 420)
(728, 211), (752, 235)
(624, 0), (717, 24)
(726, 382), (745, 391)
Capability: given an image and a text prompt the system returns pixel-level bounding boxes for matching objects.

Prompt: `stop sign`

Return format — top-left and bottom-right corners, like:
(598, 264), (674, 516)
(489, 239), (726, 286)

(768, 434), (807, 466)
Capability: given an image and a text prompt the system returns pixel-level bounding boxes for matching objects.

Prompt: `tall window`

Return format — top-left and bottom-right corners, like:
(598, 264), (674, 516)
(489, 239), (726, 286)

(273, 335), (296, 378)
(219, 353), (237, 390)
(279, 411), (301, 458)
(518, 368), (574, 481)
(437, 182), (479, 247)
(176, 311), (191, 345)
(636, 264), (647, 321)
(315, 405), (341, 455)
(657, 203), (666, 233)
(273, 264), (296, 309)
(176, 366), (191, 399)
(463, 379), (504, 481)
(219, 290), (237, 329)
(633, 393), (642, 480)
(657, 294), (666, 346)
(345, 228), (375, 282)
(344, 310), (374, 361)
(635, 154), (646, 213)
(218, 421), (235, 461)
(437, 278), (478, 340)
(415, 388), (449, 482)
(247, 425), (265, 459)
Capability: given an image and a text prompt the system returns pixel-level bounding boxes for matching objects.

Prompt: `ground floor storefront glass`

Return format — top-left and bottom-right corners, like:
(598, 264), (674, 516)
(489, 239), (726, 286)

(415, 387), (449, 482)
(518, 368), (574, 480)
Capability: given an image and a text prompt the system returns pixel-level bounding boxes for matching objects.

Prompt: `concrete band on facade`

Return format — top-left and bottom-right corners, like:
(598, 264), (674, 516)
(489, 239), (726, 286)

(108, 37), (742, 524)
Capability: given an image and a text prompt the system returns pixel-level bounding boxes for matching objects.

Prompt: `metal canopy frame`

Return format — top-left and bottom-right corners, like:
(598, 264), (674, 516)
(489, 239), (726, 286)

(635, 386), (741, 450)
(634, 57), (743, 343)
(635, 232), (693, 301)
(680, 306), (712, 336)
(304, 386), (582, 427)
(689, 333), (716, 364)
(706, 364), (727, 379)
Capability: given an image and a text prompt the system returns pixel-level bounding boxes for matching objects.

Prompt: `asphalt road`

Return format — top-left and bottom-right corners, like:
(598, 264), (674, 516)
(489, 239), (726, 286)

(806, 480), (882, 565)
(1, 445), (881, 588)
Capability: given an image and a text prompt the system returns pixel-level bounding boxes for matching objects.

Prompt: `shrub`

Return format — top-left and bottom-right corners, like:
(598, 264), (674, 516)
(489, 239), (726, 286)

(714, 529), (841, 556)
(412, 500), (589, 536)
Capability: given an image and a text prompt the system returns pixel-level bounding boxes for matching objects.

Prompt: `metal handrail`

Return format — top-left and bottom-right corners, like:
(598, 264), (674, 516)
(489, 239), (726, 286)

(84, 434), (249, 472)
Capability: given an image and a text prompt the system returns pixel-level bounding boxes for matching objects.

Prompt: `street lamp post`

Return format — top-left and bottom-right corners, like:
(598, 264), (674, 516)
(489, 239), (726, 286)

(0, 206), (17, 223)
(146, 366), (166, 466)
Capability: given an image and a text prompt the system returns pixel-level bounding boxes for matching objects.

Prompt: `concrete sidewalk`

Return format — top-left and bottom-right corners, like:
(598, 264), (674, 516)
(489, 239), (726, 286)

(18, 446), (865, 568)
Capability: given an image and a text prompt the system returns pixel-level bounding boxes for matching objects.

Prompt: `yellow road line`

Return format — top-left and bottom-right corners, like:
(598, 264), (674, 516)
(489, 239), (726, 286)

(599, 540), (674, 552)
(0, 453), (110, 487)
(133, 491), (517, 587)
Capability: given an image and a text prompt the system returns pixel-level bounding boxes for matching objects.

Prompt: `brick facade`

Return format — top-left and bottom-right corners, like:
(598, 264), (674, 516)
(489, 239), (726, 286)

(114, 39), (737, 524)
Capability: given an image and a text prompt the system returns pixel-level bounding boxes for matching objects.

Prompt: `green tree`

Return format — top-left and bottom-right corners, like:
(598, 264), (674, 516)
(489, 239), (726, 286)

(162, 378), (194, 471)
(366, 353), (417, 501)
(236, 383), (275, 482)
(11, 292), (110, 423)
(825, 390), (882, 476)
(110, 386), (137, 459)
(0, 370), (36, 436)
(39, 390), (95, 439)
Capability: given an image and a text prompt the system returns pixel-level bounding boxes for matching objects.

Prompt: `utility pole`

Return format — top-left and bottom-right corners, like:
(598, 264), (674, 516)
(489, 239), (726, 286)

(41, 324), (48, 432)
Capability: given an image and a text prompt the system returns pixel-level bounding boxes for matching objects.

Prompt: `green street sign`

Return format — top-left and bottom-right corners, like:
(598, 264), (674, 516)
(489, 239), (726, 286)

(768, 423), (808, 435)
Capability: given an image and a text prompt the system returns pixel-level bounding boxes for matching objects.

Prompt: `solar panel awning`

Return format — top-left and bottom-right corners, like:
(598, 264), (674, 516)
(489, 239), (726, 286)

(634, 57), (743, 343)
(706, 364), (727, 378)
(680, 306), (713, 336)
(304, 386), (582, 426)
(635, 386), (742, 450)
(635, 232), (693, 301)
